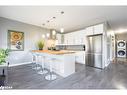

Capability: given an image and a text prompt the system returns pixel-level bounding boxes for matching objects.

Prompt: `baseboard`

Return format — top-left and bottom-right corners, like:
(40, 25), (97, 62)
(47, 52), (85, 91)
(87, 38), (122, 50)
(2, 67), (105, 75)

(9, 62), (32, 67)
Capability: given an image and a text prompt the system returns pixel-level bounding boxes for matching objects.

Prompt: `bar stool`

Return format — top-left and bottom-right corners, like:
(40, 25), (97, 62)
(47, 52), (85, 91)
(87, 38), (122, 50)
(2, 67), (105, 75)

(31, 53), (38, 70)
(45, 57), (57, 80)
(37, 55), (48, 75)
(33, 53), (42, 70)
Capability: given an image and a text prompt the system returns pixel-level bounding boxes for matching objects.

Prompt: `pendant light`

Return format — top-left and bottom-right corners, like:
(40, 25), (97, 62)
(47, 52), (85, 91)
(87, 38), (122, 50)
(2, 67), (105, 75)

(60, 28), (64, 33)
(52, 30), (56, 35)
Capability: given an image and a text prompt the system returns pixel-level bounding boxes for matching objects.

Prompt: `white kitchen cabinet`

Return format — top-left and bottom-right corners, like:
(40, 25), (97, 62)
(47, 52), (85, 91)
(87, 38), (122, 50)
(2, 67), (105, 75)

(85, 24), (104, 36)
(75, 51), (85, 64)
(64, 34), (68, 45)
(85, 26), (94, 36)
(64, 30), (86, 45)
(71, 32), (76, 45)
(62, 23), (104, 45)
(94, 24), (103, 35)
(77, 30), (86, 44)
(64, 32), (75, 45)
(73, 31), (79, 45)
(56, 33), (61, 45)
(67, 33), (73, 45)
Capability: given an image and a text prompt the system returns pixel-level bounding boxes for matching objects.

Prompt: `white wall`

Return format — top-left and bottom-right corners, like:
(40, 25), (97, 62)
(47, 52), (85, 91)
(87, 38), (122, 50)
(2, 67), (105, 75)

(0, 17), (50, 65)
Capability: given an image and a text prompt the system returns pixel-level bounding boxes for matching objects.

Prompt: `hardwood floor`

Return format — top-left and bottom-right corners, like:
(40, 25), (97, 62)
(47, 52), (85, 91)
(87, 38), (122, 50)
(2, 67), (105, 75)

(7, 61), (127, 89)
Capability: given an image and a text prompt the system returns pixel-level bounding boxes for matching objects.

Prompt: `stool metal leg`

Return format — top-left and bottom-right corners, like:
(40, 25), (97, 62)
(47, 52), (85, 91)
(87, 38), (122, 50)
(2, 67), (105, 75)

(35, 55), (41, 70)
(32, 55), (36, 69)
(32, 55), (40, 70)
(45, 59), (57, 80)
(37, 56), (48, 75)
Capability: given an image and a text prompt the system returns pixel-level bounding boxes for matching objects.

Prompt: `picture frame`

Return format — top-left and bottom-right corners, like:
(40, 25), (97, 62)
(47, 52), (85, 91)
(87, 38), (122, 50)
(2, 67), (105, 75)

(8, 30), (24, 51)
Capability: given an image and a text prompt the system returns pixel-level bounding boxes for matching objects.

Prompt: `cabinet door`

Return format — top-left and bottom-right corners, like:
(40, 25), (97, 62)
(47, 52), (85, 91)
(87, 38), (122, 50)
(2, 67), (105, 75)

(64, 34), (66, 44)
(71, 30), (84, 45)
(85, 26), (94, 36)
(94, 24), (103, 35)
(56, 33), (61, 44)
(78, 30), (86, 44)
(64, 34), (68, 44)
(69, 36), (73, 45)
(71, 32), (76, 45)
(66, 33), (73, 45)
(75, 52), (85, 64)
(75, 35), (79, 45)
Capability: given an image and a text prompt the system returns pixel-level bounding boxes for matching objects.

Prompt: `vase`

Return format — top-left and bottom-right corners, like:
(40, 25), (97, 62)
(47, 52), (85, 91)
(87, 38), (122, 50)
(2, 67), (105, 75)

(39, 48), (43, 50)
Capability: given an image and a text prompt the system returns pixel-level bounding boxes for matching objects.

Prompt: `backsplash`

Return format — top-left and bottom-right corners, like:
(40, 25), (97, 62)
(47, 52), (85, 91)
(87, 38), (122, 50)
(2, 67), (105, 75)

(56, 45), (85, 51)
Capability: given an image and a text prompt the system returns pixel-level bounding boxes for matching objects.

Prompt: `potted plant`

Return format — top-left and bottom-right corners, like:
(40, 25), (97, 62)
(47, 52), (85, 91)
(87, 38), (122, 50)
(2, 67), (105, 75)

(0, 49), (10, 65)
(37, 40), (44, 50)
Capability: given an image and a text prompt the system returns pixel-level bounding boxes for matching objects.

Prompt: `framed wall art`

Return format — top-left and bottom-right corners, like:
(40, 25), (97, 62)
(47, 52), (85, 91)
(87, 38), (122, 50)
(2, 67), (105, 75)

(8, 30), (24, 51)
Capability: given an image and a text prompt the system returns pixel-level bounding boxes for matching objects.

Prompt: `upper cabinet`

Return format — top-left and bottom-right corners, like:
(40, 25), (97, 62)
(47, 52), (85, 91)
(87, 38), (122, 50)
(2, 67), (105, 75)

(85, 24), (104, 36)
(93, 24), (103, 35)
(56, 33), (62, 45)
(56, 23), (104, 45)
(85, 26), (94, 36)
(63, 30), (86, 45)
(64, 33), (68, 45)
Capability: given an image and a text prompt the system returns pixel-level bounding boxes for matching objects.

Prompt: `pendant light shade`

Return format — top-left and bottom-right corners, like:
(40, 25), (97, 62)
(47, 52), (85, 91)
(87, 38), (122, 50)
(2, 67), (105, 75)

(60, 28), (64, 33)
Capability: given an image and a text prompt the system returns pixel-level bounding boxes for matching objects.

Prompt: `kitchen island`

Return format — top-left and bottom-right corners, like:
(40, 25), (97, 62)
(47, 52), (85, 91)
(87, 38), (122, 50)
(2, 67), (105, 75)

(32, 50), (76, 77)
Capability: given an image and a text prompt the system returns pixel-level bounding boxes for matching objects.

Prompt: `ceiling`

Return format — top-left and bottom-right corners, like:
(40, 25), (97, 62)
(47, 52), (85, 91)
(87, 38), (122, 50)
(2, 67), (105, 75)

(0, 6), (127, 33)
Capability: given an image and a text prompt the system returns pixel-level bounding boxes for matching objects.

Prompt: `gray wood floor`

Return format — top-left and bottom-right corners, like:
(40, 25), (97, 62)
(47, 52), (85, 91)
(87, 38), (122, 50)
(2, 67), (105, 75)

(7, 60), (127, 89)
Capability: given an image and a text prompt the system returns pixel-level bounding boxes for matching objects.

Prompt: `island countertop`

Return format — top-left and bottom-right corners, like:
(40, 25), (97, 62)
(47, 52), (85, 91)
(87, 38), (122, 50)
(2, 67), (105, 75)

(31, 50), (75, 55)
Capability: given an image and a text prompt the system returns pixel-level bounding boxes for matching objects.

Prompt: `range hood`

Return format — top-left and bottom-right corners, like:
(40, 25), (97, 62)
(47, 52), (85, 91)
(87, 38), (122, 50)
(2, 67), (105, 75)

(49, 29), (56, 40)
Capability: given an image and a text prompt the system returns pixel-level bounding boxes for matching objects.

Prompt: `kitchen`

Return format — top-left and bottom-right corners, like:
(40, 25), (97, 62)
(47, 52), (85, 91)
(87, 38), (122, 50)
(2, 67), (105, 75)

(30, 22), (112, 80)
(0, 6), (127, 89)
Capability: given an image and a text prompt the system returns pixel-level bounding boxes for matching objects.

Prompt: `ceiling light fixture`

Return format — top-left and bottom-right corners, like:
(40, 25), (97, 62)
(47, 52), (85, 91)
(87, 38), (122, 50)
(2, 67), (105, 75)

(61, 11), (64, 14)
(53, 17), (56, 19)
(52, 30), (56, 35)
(60, 28), (64, 33)
(42, 12), (64, 30)
(46, 33), (50, 38)
(42, 34), (45, 39)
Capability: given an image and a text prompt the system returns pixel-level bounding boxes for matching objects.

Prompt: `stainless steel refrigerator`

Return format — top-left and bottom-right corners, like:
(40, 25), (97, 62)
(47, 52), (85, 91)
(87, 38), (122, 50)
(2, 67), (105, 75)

(85, 34), (103, 69)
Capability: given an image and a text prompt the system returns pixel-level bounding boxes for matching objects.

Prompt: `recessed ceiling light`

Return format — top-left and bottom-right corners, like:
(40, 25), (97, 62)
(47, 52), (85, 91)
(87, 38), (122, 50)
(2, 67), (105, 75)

(61, 11), (64, 14)
(53, 17), (56, 19)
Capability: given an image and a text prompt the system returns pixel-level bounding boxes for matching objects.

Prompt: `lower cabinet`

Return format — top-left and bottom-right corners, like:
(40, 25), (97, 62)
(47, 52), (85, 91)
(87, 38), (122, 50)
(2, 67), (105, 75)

(75, 51), (85, 64)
